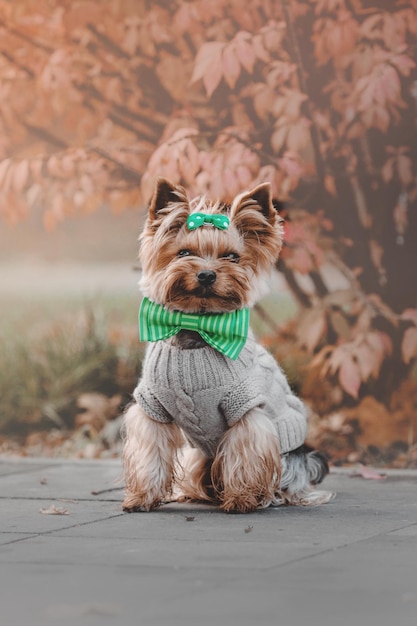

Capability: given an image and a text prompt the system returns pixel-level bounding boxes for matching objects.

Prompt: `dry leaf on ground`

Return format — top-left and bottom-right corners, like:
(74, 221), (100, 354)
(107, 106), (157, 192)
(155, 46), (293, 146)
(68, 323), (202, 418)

(39, 505), (69, 515)
(350, 464), (387, 480)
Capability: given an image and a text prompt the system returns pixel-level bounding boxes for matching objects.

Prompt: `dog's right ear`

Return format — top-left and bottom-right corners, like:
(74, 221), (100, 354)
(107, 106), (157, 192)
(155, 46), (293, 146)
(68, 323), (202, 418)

(148, 178), (189, 222)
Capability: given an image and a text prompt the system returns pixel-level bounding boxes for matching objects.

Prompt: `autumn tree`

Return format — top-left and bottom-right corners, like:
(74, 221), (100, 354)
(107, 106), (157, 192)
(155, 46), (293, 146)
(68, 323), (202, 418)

(1, 0), (417, 430)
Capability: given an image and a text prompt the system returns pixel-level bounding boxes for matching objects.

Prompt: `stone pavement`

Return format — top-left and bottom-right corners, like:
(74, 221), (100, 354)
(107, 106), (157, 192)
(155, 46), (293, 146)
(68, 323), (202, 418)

(1, 458), (417, 626)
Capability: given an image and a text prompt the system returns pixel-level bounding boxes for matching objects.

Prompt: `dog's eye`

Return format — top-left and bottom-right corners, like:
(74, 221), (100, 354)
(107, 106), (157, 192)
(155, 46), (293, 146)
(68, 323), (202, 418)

(221, 252), (240, 263)
(177, 249), (191, 258)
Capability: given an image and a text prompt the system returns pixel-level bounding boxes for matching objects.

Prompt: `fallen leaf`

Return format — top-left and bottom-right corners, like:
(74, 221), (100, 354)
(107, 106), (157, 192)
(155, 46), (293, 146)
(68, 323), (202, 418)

(350, 464), (386, 480)
(244, 525), (254, 533)
(40, 505), (69, 515)
(185, 516), (195, 522)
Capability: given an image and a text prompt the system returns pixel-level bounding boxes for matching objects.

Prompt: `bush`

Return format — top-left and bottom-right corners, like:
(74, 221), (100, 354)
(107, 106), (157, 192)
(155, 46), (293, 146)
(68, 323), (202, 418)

(0, 307), (144, 435)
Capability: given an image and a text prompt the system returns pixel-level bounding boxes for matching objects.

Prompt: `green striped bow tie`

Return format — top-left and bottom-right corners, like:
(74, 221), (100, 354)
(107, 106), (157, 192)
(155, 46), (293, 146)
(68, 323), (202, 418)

(138, 297), (249, 360)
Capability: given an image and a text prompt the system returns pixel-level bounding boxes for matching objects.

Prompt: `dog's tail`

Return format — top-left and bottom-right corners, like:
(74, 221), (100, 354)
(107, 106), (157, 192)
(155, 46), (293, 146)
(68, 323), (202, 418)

(280, 444), (329, 489)
(273, 444), (334, 506)
(305, 448), (330, 485)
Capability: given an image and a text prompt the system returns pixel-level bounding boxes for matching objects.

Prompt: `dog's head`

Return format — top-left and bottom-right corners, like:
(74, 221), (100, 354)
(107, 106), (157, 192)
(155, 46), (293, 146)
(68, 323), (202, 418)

(138, 178), (284, 313)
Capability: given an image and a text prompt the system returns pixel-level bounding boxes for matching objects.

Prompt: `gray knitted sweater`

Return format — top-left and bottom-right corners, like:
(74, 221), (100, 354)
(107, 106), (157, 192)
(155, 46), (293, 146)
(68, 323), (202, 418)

(134, 334), (307, 458)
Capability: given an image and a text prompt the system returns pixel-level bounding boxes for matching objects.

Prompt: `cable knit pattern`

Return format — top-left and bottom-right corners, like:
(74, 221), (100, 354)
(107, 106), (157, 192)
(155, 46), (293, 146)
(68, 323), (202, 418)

(134, 336), (307, 457)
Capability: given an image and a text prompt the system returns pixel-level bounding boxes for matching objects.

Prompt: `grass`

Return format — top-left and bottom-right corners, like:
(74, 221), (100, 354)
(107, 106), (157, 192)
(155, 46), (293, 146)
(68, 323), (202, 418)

(0, 296), (145, 435)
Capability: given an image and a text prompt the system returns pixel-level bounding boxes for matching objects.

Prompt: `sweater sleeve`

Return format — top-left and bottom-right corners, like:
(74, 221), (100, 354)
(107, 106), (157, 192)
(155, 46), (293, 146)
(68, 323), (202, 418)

(133, 380), (173, 424)
(274, 392), (307, 454)
(220, 377), (265, 427)
(220, 354), (308, 454)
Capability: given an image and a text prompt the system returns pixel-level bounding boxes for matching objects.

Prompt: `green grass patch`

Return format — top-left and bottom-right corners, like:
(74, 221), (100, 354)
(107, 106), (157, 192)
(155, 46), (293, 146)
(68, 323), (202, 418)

(0, 298), (144, 435)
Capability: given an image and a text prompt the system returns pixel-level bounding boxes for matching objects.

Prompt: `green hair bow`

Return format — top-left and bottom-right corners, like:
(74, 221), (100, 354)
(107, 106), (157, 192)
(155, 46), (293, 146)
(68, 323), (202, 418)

(187, 213), (230, 231)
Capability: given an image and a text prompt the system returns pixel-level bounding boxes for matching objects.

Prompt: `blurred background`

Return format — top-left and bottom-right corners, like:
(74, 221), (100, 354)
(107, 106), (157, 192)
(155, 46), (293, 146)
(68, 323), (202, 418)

(0, 0), (416, 466)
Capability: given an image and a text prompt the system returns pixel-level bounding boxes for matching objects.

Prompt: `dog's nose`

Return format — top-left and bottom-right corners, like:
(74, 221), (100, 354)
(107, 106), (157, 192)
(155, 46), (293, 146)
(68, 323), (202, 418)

(197, 270), (217, 286)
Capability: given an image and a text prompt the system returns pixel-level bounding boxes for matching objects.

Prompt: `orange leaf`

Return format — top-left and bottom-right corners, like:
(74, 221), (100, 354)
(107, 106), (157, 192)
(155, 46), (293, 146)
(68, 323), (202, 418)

(286, 119), (311, 152)
(397, 154), (413, 187)
(13, 161), (30, 194)
(326, 345), (348, 377)
(381, 157), (394, 183)
(253, 84), (275, 121)
(324, 174), (337, 196)
(367, 331), (393, 360)
(222, 43), (241, 89)
(355, 341), (380, 381)
(156, 53), (190, 102)
(271, 124), (288, 154)
(173, 3), (194, 34)
(26, 183), (42, 208)
(203, 59), (224, 98)
(401, 309), (417, 324)
(178, 140), (200, 185)
(252, 33), (270, 64)
(191, 40), (224, 83)
(234, 31), (256, 74)
(235, 164), (253, 188)
(298, 308), (327, 353)
(402, 326), (417, 364)
(223, 168), (240, 200)
(339, 355), (361, 398)
(0, 158), (12, 190)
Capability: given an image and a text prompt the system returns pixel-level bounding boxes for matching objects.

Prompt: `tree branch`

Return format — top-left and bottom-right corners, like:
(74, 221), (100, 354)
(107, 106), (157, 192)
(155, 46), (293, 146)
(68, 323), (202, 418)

(0, 50), (35, 78)
(167, 130), (281, 167)
(309, 270), (329, 297)
(87, 146), (142, 183)
(21, 120), (68, 149)
(277, 259), (312, 308)
(86, 23), (130, 59)
(253, 303), (281, 334)
(0, 19), (54, 53)
(280, 0), (326, 181)
(74, 81), (163, 139)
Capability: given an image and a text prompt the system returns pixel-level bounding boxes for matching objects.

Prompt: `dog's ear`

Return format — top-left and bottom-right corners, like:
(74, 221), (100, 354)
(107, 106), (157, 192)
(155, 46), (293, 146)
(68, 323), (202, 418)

(229, 182), (283, 267)
(148, 178), (189, 219)
(229, 182), (276, 224)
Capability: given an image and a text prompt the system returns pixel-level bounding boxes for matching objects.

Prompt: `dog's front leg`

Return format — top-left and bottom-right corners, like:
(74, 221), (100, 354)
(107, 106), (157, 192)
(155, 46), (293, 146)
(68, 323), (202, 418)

(122, 403), (183, 511)
(211, 408), (281, 513)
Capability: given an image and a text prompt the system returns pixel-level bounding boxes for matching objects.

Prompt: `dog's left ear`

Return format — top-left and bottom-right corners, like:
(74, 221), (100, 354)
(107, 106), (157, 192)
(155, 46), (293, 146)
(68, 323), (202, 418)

(229, 183), (276, 224)
(229, 183), (283, 266)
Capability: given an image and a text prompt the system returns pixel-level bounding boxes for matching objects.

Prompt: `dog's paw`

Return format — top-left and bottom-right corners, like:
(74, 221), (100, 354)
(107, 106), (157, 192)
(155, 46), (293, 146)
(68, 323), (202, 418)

(220, 495), (259, 514)
(122, 494), (161, 512)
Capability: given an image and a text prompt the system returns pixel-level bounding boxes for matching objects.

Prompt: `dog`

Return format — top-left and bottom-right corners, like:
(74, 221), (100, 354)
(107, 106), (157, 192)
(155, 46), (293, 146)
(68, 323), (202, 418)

(122, 177), (334, 513)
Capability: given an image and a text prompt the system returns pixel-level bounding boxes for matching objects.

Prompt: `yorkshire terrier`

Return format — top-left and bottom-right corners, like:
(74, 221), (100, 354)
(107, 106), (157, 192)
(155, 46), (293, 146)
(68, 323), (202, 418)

(122, 178), (334, 513)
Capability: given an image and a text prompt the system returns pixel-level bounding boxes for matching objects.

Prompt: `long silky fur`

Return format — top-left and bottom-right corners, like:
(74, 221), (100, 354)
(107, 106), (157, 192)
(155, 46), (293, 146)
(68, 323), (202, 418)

(211, 408), (281, 513)
(175, 445), (214, 503)
(122, 404), (184, 511)
(271, 447), (335, 507)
